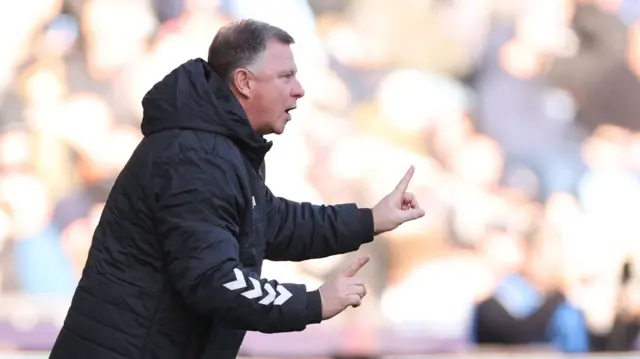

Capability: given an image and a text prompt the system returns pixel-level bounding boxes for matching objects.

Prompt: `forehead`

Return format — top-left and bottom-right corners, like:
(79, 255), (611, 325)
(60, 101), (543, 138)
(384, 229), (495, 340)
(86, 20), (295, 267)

(257, 39), (297, 73)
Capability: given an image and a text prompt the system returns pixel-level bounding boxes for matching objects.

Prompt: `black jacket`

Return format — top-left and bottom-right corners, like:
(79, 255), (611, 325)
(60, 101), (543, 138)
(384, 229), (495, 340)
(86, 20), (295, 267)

(49, 58), (374, 359)
(473, 292), (565, 345)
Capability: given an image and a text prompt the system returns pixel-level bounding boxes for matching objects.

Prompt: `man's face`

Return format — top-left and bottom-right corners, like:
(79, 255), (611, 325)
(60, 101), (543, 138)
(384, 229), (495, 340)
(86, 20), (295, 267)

(241, 40), (305, 135)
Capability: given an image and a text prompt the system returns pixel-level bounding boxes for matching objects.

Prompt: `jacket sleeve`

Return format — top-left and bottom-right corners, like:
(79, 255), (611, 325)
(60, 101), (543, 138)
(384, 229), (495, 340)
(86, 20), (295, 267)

(155, 151), (322, 333)
(263, 186), (374, 262)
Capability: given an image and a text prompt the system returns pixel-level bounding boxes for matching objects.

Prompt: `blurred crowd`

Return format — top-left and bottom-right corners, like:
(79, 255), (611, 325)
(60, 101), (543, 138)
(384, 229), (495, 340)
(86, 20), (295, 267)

(2, 0), (640, 354)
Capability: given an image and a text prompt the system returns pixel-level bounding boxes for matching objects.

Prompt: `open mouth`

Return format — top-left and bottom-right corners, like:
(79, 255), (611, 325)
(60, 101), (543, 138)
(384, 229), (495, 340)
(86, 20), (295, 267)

(284, 107), (296, 119)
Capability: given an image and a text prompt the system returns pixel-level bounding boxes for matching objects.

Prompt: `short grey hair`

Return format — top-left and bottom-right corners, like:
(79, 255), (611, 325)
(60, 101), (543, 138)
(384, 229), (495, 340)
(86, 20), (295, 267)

(207, 19), (295, 82)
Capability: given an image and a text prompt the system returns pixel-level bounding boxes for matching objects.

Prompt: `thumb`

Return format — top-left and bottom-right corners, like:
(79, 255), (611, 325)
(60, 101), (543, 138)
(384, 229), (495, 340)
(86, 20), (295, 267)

(398, 208), (426, 223)
(341, 256), (370, 277)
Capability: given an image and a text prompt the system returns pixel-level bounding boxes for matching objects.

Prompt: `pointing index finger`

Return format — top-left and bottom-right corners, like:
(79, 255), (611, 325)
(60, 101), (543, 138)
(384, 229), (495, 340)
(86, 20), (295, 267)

(394, 165), (415, 193)
(342, 256), (370, 277)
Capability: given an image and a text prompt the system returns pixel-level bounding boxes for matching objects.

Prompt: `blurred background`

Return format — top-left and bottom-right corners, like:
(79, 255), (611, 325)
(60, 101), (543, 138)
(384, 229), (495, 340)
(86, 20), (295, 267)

(2, 0), (640, 358)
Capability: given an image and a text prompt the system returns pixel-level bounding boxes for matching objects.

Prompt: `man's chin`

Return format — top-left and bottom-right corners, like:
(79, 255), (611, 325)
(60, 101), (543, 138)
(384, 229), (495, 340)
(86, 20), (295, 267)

(272, 120), (289, 135)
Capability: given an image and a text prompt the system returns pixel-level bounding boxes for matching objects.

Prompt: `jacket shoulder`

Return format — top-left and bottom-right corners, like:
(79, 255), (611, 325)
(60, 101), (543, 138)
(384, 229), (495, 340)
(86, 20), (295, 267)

(141, 129), (244, 165)
(124, 130), (250, 209)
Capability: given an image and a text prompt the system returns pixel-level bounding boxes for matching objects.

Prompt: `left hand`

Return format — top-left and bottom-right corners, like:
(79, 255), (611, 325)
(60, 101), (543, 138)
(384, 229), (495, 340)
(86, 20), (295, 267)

(371, 165), (426, 235)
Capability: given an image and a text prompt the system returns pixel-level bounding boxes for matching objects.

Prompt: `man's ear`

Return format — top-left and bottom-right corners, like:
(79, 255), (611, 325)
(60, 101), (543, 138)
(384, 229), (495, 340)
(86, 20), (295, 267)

(231, 68), (252, 98)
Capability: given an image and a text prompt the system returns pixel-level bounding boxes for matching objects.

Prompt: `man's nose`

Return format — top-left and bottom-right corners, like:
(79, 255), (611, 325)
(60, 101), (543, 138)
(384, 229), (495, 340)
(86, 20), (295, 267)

(291, 79), (305, 99)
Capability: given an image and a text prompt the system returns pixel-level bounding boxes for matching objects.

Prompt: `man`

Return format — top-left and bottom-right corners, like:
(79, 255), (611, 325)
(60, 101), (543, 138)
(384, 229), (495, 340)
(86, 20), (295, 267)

(49, 19), (424, 359)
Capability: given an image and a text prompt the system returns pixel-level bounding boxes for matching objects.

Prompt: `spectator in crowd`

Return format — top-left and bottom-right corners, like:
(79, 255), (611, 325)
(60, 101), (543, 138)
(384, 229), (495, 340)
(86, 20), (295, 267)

(471, 224), (589, 352)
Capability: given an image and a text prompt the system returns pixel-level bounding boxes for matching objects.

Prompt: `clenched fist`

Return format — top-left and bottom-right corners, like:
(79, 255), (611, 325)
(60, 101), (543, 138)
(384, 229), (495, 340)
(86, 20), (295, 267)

(318, 256), (369, 320)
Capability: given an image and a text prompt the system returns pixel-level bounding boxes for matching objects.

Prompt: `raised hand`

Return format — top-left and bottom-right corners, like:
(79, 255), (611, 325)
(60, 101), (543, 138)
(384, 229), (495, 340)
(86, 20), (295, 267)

(371, 165), (425, 235)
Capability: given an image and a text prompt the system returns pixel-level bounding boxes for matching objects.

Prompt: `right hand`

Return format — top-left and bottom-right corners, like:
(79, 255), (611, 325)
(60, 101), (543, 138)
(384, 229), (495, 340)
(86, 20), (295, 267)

(318, 256), (370, 320)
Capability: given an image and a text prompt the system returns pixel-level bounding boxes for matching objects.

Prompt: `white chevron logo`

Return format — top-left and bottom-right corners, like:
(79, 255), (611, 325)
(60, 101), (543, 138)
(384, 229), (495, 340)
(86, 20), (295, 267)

(274, 285), (292, 305)
(259, 283), (276, 305)
(223, 269), (292, 305)
(258, 283), (292, 305)
(223, 268), (246, 290)
(241, 277), (262, 299)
